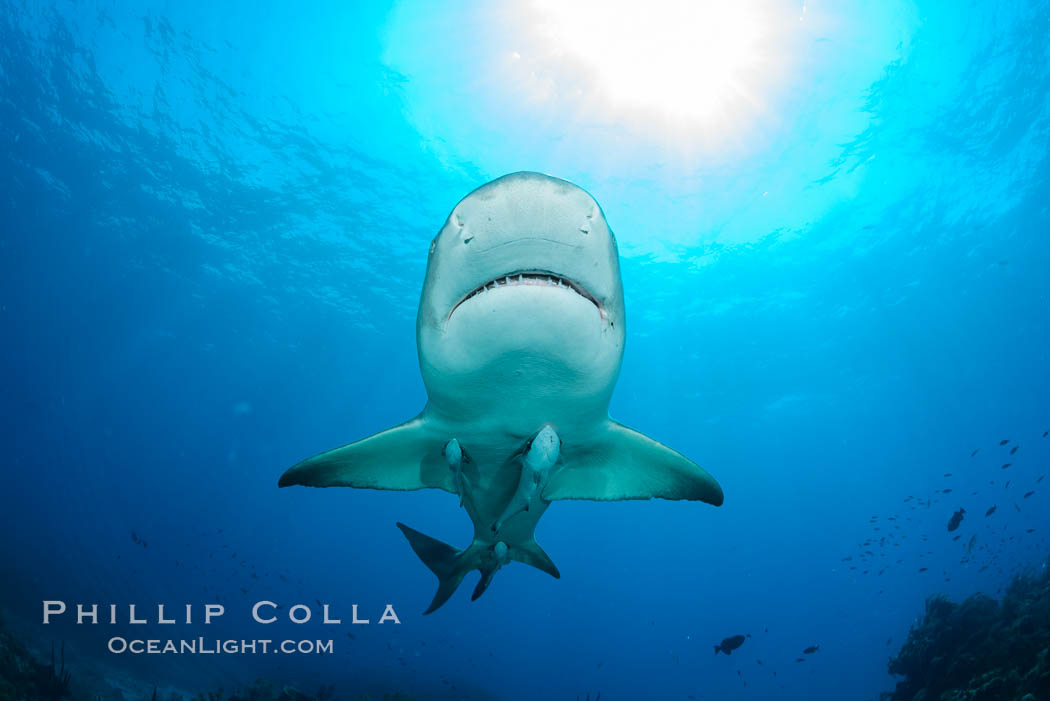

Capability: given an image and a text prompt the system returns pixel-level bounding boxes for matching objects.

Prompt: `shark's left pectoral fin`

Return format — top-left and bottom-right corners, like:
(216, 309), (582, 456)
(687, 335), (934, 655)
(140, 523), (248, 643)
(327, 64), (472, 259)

(543, 420), (724, 506)
(279, 416), (448, 491)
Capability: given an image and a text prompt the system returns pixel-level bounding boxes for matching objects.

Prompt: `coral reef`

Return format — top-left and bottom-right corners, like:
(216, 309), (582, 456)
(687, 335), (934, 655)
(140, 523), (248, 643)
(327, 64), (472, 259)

(887, 559), (1050, 700)
(0, 618), (73, 701)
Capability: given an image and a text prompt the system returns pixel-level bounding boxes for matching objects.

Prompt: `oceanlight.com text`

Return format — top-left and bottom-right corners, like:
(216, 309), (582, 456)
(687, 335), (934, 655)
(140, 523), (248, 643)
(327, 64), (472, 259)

(107, 637), (335, 655)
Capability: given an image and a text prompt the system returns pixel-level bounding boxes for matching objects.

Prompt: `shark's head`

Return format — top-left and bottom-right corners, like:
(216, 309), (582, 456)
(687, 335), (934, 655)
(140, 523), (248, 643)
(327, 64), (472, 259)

(417, 172), (625, 423)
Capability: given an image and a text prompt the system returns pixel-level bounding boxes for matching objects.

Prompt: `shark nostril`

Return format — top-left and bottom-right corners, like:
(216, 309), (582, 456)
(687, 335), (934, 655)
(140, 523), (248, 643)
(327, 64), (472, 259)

(455, 213), (473, 243)
(579, 204), (598, 235)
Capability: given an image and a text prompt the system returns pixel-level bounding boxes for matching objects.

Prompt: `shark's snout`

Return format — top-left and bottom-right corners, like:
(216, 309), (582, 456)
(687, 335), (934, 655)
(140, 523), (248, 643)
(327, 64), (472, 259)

(475, 236), (580, 254)
(420, 172), (623, 332)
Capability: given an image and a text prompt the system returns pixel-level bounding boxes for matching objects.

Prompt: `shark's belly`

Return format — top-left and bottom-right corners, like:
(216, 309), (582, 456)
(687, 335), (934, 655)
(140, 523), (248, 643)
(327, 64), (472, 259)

(427, 350), (611, 428)
(426, 404), (598, 545)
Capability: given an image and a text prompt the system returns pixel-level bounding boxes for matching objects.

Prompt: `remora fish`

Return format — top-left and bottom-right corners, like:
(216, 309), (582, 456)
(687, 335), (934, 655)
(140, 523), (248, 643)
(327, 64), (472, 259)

(280, 172), (723, 610)
(493, 423), (560, 533)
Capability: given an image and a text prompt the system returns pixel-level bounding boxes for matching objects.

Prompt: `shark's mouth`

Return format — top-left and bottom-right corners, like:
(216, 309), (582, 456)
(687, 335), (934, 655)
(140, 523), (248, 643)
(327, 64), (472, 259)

(448, 270), (603, 322)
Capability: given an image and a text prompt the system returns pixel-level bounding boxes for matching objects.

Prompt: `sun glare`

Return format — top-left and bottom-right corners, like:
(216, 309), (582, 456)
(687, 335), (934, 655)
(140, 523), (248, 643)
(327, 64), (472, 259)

(531, 0), (766, 122)
(482, 0), (798, 150)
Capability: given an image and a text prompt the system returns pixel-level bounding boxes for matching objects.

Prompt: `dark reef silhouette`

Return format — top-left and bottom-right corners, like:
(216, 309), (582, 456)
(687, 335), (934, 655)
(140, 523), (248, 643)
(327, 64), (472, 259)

(0, 614), (414, 701)
(886, 556), (1050, 700)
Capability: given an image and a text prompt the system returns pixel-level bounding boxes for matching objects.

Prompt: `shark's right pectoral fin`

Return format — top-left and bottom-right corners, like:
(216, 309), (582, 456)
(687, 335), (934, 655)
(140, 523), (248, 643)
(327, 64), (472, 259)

(279, 417), (448, 492)
(542, 420), (724, 506)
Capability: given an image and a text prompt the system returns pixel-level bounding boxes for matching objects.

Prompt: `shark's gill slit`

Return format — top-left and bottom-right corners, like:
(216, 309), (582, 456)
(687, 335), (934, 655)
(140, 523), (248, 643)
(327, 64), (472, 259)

(447, 271), (602, 320)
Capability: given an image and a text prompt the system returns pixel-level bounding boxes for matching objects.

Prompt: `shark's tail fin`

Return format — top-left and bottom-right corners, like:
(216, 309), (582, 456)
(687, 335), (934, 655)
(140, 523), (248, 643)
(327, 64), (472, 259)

(396, 522), (475, 615)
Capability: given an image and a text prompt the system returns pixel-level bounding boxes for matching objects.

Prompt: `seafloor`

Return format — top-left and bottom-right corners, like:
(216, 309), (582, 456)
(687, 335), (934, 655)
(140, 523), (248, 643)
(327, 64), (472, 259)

(4, 557), (1050, 701)
(0, 616), (413, 701)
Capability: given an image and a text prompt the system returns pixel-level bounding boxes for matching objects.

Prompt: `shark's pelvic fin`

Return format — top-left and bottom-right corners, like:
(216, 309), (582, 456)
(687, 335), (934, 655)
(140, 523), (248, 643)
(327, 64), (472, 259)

(279, 417), (449, 491)
(542, 420), (724, 506)
(510, 539), (561, 579)
(396, 522), (473, 615)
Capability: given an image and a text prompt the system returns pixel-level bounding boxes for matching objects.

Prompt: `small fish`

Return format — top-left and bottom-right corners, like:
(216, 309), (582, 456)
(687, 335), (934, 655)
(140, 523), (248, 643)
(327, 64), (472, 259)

(1002, 463), (1012, 469)
(971, 449), (979, 457)
(942, 489), (953, 494)
(756, 659), (763, 665)
(1024, 491), (1034, 499)
(1038, 475), (1045, 483)
(1010, 445), (1018, 455)
(714, 634), (750, 655)
(985, 506), (997, 517)
(947, 508), (965, 532)
(919, 567), (928, 573)
(886, 637), (892, 645)
(943, 473), (952, 477)
(1027, 529), (1035, 534)
(1015, 504), (1022, 512)
(1043, 431), (1048, 438)
(967, 535), (977, 554)
(803, 645), (820, 654)
(795, 658), (805, 663)
(1000, 439), (1010, 446)
(1006, 481), (1011, 488)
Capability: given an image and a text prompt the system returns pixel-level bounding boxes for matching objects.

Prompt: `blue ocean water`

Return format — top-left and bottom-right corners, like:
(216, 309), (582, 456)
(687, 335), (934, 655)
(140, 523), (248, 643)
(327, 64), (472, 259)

(2, 1), (1049, 699)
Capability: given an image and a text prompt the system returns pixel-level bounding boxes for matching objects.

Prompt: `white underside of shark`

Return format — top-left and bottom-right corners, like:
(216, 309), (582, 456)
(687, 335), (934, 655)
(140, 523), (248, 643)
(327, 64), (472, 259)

(280, 172), (723, 612)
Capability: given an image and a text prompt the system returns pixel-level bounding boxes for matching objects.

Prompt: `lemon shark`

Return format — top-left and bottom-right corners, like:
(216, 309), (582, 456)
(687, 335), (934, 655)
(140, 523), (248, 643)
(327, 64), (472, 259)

(279, 172), (723, 611)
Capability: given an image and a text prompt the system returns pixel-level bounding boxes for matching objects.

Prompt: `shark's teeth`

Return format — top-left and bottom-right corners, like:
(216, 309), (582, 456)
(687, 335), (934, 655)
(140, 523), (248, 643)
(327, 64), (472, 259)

(452, 271), (602, 316)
